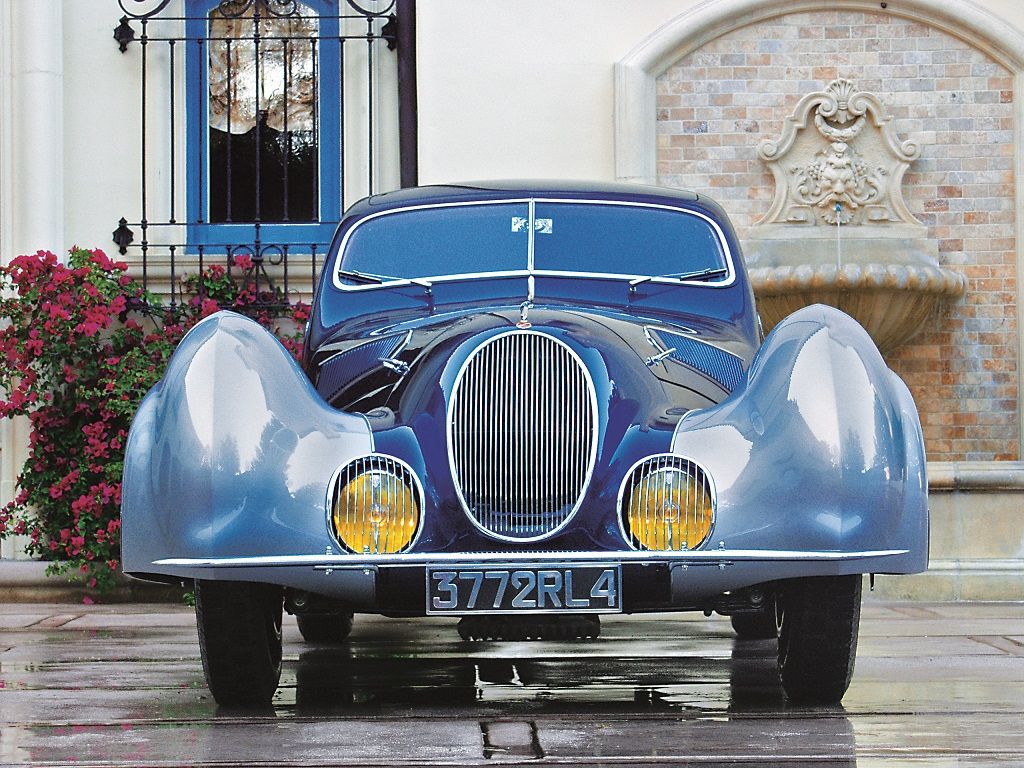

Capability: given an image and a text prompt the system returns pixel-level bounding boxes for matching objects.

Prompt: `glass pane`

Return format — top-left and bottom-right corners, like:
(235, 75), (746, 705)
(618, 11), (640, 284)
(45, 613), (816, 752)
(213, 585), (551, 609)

(340, 204), (530, 281)
(207, 0), (319, 223)
(532, 203), (726, 277)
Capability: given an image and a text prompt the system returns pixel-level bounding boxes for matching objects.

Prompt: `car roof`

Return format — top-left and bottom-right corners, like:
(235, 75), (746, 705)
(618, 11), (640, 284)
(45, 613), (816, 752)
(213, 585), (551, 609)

(345, 180), (710, 219)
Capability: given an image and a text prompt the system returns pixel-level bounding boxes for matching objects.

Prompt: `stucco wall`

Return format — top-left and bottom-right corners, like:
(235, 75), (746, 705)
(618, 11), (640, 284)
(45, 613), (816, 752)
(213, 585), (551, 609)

(415, 1), (1023, 178)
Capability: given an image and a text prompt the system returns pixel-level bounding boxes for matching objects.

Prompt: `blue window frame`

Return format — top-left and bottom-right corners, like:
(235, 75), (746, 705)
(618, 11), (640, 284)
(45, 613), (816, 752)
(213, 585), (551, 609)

(185, 0), (340, 249)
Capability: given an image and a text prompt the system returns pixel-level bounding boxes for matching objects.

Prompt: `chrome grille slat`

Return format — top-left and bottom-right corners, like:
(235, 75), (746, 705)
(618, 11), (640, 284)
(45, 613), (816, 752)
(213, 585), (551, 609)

(449, 331), (597, 541)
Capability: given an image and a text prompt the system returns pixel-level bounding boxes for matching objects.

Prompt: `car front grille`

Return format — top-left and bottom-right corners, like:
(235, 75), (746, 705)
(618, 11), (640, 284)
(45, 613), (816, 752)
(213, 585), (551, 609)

(448, 331), (597, 541)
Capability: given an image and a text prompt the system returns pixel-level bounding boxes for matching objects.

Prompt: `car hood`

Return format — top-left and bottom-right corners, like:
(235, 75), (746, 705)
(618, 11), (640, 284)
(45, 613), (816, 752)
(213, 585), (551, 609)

(309, 305), (755, 431)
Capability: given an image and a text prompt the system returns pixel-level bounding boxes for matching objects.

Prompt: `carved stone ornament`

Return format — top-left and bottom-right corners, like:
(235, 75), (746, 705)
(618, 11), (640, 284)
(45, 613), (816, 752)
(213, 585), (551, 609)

(758, 77), (921, 227)
(746, 78), (965, 353)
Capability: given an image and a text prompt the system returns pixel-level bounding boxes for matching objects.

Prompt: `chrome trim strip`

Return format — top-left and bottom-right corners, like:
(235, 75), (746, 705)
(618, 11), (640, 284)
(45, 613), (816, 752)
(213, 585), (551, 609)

(615, 453), (717, 551)
(446, 329), (600, 543)
(324, 453), (425, 555)
(330, 198), (737, 292)
(670, 412), (701, 453)
(154, 548), (911, 568)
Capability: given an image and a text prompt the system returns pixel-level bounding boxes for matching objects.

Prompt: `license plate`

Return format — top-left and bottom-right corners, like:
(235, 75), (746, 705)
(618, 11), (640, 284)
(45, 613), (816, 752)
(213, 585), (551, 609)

(426, 564), (622, 615)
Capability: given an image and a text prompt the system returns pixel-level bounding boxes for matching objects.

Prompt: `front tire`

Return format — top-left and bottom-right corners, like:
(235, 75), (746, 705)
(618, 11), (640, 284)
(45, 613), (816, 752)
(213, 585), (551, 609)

(195, 580), (283, 707)
(776, 575), (862, 704)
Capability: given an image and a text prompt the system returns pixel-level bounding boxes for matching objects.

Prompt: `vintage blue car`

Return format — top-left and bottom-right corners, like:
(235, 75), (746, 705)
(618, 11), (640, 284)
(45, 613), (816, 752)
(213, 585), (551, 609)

(122, 181), (928, 706)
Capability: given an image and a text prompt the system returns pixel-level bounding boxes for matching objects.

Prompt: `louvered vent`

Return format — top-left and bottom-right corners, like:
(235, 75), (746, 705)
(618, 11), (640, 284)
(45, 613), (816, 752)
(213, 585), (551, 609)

(448, 331), (597, 541)
(316, 335), (404, 402)
(654, 330), (745, 392)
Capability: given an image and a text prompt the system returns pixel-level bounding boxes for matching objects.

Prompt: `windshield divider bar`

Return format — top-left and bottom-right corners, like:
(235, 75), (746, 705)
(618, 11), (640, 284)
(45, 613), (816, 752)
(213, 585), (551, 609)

(527, 199), (536, 272)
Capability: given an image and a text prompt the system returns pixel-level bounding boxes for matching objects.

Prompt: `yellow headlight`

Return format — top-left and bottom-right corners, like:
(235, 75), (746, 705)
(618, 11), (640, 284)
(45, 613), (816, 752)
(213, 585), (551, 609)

(623, 458), (713, 551)
(332, 457), (421, 554)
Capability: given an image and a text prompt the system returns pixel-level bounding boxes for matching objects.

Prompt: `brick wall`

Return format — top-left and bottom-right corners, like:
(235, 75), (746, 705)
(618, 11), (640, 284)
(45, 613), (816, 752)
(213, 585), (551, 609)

(656, 9), (1018, 461)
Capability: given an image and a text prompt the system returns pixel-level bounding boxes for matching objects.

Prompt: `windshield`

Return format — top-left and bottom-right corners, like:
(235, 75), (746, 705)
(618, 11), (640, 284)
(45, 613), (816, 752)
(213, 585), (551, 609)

(339, 202), (528, 281)
(336, 200), (729, 286)
(532, 203), (725, 276)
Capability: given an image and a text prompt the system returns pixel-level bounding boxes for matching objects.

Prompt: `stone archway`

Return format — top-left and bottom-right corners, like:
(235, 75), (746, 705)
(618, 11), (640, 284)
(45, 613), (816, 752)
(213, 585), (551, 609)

(615, 0), (1024, 184)
(615, 0), (1024, 464)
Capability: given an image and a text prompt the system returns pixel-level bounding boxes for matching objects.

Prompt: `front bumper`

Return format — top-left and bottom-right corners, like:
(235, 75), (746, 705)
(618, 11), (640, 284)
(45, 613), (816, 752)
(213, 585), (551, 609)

(139, 547), (916, 614)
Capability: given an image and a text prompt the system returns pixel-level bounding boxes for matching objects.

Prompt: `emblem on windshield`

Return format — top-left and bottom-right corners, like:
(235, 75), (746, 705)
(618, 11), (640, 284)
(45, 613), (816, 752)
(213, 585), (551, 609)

(511, 217), (553, 234)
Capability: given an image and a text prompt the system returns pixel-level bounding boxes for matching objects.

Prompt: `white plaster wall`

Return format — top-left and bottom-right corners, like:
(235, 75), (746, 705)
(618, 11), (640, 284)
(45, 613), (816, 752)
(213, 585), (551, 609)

(9, 0), (64, 257)
(416, 0), (1024, 183)
(416, 0), (695, 183)
(62, 1), (166, 257)
(0, 1), (13, 560)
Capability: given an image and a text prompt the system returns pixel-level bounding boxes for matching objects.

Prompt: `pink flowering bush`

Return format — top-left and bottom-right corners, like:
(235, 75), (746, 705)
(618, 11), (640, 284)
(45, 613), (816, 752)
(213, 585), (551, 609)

(0, 248), (309, 594)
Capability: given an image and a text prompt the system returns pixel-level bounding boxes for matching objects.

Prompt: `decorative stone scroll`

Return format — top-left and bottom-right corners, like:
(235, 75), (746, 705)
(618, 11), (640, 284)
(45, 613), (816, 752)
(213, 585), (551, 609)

(746, 78), (965, 353)
(758, 78), (920, 228)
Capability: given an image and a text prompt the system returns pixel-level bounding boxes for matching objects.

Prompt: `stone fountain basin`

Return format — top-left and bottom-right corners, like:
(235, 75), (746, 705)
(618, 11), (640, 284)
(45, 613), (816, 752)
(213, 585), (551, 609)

(749, 262), (966, 354)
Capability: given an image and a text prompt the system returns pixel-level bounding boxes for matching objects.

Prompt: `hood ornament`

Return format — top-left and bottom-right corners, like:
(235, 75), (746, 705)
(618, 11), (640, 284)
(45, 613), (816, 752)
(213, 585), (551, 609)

(517, 300), (532, 329)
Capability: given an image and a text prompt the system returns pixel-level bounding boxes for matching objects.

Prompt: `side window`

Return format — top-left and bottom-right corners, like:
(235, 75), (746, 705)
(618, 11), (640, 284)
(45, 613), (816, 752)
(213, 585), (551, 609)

(185, 0), (340, 248)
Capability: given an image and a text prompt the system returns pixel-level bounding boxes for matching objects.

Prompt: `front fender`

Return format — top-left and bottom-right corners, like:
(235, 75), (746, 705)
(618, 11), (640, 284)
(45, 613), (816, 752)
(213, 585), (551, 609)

(673, 304), (928, 573)
(121, 312), (373, 577)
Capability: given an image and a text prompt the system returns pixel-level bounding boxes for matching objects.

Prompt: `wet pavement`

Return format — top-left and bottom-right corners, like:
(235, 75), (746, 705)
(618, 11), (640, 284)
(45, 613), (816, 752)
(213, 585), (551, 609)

(1, 601), (1022, 766)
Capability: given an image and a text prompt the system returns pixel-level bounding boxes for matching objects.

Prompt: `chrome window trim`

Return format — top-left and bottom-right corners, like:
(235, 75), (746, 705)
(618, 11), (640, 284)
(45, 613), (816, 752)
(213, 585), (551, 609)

(446, 329), (600, 544)
(330, 198), (737, 291)
(615, 453), (717, 552)
(153, 548), (912, 568)
(324, 453), (425, 555)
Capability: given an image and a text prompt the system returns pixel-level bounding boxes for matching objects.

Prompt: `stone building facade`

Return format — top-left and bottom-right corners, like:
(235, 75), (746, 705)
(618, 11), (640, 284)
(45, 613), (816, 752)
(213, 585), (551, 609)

(655, 10), (1017, 462)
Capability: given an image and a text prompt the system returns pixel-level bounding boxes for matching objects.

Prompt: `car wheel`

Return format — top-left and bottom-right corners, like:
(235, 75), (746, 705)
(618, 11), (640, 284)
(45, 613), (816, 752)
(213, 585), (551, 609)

(776, 575), (862, 704)
(730, 597), (778, 640)
(297, 613), (354, 644)
(195, 580), (283, 707)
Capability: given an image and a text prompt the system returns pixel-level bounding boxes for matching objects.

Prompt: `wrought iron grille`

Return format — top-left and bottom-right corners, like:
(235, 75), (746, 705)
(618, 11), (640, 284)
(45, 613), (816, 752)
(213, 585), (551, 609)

(112, 0), (417, 311)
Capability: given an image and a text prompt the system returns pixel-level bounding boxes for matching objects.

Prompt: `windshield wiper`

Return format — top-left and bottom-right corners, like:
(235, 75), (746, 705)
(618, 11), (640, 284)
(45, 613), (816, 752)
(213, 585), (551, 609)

(337, 269), (433, 293)
(337, 268), (386, 284)
(628, 267), (728, 293)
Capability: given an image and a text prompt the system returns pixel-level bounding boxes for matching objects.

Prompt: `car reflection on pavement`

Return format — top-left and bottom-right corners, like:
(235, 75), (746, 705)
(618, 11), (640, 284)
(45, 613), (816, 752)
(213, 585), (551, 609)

(209, 632), (858, 766)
